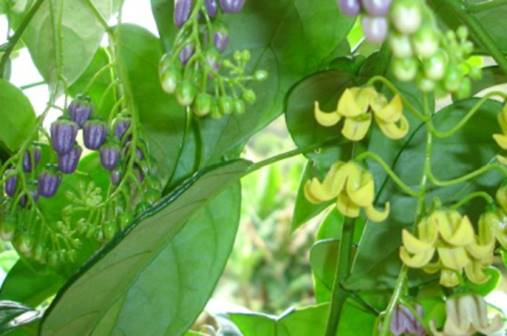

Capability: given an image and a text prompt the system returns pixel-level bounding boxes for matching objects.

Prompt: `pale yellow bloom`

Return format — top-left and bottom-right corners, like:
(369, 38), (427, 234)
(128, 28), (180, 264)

(314, 86), (409, 141)
(430, 295), (504, 336)
(493, 104), (507, 164)
(304, 161), (389, 222)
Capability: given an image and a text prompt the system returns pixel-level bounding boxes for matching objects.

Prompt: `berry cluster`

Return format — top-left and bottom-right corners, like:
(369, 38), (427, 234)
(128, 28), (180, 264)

(338, 0), (392, 43)
(389, 0), (480, 96)
(0, 96), (161, 267)
(160, 0), (267, 118)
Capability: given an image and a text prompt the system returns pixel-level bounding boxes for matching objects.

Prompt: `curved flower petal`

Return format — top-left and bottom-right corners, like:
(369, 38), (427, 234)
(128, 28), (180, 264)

(418, 217), (438, 244)
(438, 214), (474, 247)
(336, 193), (360, 218)
(372, 94), (403, 123)
(341, 114), (372, 141)
(437, 246), (470, 271)
(365, 202), (390, 222)
(376, 115), (410, 140)
(346, 168), (375, 207)
(304, 179), (336, 203)
(497, 154), (507, 166)
(464, 262), (490, 284)
(314, 101), (341, 127)
(439, 269), (460, 287)
(496, 186), (507, 212)
(400, 246), (435, 268)
(337, 88), (367, 118)
(402, 229), (434, 254)
(493, 133), (507, 150)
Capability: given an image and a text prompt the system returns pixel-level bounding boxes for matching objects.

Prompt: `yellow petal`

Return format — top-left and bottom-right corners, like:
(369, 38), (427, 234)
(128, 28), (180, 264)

(337, 88), (366, 118)
(496, 185), (507, 212)
(336, 193), (360, 218)
(376, 115), (410, 140)
(400, 246), (435, 268)
(498, 107), (507, 134)
(493, 133), (507, 150)
(497, 154), (507, 165)
(372, 94), (403, 123)
(314, 101), (341, 127)
(346, 168), (375, 207)
(418, 217), (438, 244)
(323, 162), (347, 194)
(422, 261), (441, 274)
(464, 262), (490, 284)
(341, 114), (372, 141)
(304, 179), (336, 204)
(438, 214), (475, 247)
(437, 246), (470, 271)
(402, 229), (434, 254)
(439, 269), (460, 287)
(365, 202), (390, 222)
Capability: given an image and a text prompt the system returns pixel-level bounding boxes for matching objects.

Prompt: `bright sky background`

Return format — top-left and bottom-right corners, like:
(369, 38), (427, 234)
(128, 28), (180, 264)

(0, 1), (157, 125)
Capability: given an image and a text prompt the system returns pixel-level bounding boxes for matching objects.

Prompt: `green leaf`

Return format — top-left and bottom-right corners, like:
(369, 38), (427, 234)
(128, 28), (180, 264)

(40, 160), (249, 336)
(228, 302), (374, 336)
(0, 79), (36, 152)
(0, 251), (18, 273)
(116, 24), (187, 184)
(310, 239), (339, 303)
(348, 98), (503, 291)
(0, 300), (39, 335)
(151, 0), (354, 184)
(0, 261), (63, 307)
(68, 48), (115, 119)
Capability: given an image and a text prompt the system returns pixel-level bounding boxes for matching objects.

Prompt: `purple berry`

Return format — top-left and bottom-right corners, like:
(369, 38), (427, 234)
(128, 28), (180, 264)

(22, 147), (42, 172)
(174, 0), (192, 28)
(220, 0), (245, 13)
(362, 16), (388, 43)
(83, 120), (108, 150)
(58, 145), (82, 174)
(68, 98), (93, 128)
(37, 171), (61, 198)
(205, 0), (218, 17)
(111, 169), (122, 185)
(113, 118), (131, 141)
(179, 44), (194, 65)
(338, 0), (361, 16)
(19, 190), (39, 207)
(50, 120), (79, 154)
(213, 31), (229, 52)
(100, 144), (121, 171)
(361, 0), (392, 16)
(4, 172), (18, 197)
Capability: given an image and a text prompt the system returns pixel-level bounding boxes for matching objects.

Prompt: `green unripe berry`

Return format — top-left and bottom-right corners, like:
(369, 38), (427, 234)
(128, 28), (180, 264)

(104, 221), (117, 241)
(454, 77), (472, 100)
(423, 50), (447, 81)
(391, 57), (418, 82)
(194, 93), (212, 117)
(161, 65), (181, 94)
(219, 96), (234, 115)
(210, 101), (221, 119)
(243, 89), (256, 105)
(468, 66), (482, 81)
(388, 32), (413, 58)
(177, 80), (196, 106)
(254, 70), (268, 81)
(234, 99), (246, 114)
(413, 25), (440, 59)
(416, 74), (435, 92)
(444, 65), (462, 92)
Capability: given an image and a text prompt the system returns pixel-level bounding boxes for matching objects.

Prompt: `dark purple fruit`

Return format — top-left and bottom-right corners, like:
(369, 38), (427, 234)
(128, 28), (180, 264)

(50, 119), (79, 154)
(83, 120), (108, 150)
(4, 171), (18, 197)
(113, 118), (131, 141)
(68, 97), (93, 128)
(214, 30), (229, 52)
(58, 145), (82, 174)
(339, 0), (361, 16)
(100, 144), (121, 171)
(220, 0), (245, 13)
(22, 146), (42, 172)
(38, 171), (61, 198)
(205, 0), (218, 17)
(174, 0), (192, 28)
(179, 44), (194, 65)
(19, 189), (39, 207)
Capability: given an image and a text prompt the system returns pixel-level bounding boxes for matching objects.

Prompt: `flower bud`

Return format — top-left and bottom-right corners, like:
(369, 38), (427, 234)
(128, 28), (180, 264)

(100, 144), (121, 171)
(338, 0), (361, 16)
(38, 170), (61, 198)
(362, 16), (388, 44)
(22, 146), (42, 172)
(4, 171), (18, 197)
(361, 0), (392, 16)
(83, 120), (108, 150)
(220, 0), (245, 13)
(213, 30), (229, 52)
(58, 144), (82, 174)
(113, 118), (131, 142)
(111, 169), (122, 185)
(19, 189), (39, 207)
(390, 304), (425, 336)
(174, 0), (192, 28)
(50, 119), (79, 154)
(205, 0), (218, 17)
(68, 97), (93, 128)
(179, 44), (194, 65)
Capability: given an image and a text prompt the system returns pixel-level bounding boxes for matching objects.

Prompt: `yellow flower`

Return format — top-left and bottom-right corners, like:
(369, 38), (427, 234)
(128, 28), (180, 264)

(304, 161), (390, 222)
(493, 104), (507, 165)
(314, 86), (409, 141)
(430, 295), (504, 336)
(399, 209), (495, 287)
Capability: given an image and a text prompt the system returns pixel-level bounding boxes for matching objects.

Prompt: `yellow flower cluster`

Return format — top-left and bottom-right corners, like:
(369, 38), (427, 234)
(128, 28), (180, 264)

(487, 185), (507, 248)
(400, 210), (494, 287)
(314, 86), (409, 141)
(304, 161), (390, 222)
(493, 104), (507, 165)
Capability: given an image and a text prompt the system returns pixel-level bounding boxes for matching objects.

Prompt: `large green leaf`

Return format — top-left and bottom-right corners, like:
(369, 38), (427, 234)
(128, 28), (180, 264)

(0, 79), (36, 152)
(116, 24), (187, 184)
(40, 160), (249, 336)
(0, 261), (63, 308)
(13, 0), (112, 85)
(151, 0), (354, 184)
(347, 98), (503, 290)
(228, 302), (374, 336)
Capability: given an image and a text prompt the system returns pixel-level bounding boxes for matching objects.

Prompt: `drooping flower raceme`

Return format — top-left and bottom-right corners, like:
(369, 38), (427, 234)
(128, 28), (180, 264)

(430, 295), (504, 336)
(304, 161), (390, 222)
(400, 209), (495, 287)
(314, 86), (409, 141)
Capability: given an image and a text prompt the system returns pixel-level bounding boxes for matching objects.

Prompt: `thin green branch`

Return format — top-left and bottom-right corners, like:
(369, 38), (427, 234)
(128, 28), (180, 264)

(450, 191), (494, 209)
(428, 163), (507, 187)
(466, 0), (507, 12)
(0, 0), (46, 77)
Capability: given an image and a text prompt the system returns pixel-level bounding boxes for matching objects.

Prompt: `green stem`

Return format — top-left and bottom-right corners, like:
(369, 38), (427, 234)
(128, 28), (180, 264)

(20, 81), (46, 90)
(428, 163), (507, 187)
(450, 191), (494, 209)
(324, 218), (355, 336)
(466, 0), (507, 12)
(0, 0), (46, 77)
(441, 0), (507, 76)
